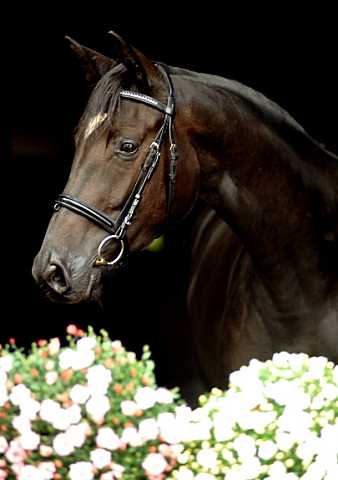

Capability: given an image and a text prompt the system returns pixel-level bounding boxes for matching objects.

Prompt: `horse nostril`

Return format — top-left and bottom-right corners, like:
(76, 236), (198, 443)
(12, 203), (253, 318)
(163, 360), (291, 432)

(44, 264), (70, 295)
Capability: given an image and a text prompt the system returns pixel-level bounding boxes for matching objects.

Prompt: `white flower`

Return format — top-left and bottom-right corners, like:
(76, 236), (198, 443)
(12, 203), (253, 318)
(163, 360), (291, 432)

(268, 461), (287, 477)
(86, 365), (112, 395)
(72, 349), (95, 370)
(236, 409), (277, 431)
(66, 424), (87, 448)
(17, 464), (43, 480)
(301, 461), (326, 480)
(120, 400), (138, 416)
(59, 346), (95, 371)
(321, 383), (338, 401)
(53, 432), (75, 456)
(156, 388), (174, 404)
(138, 418), (159, 441)
(159, 419), (185, 445)
(96, 427), (121, 450)
(196, 449), (218, 468)
(229, 367), (264, 409)
(0, 356), (12, 372)
(195, 474), (217, 480)
(66, 404), (82, 425)
(70, 384), (91, 404)
(134, 386), (157, 409)
(275, 432), (294, 451)
(76, 336), (96, 350)
(272, 351), (291, 367)
(288, 352), (309, 371)
(0, 435), (8, 453)
(296, 434), (321, 461)
(20, 397), (40, 420)
(52, 407), (75, 431)
(326, 465), (338, 480)
(258, 440), (278, 460)
(90, 448), (111, 469)
(19, 430), (40, 450)
(229, 366), (261, 390)
(39, 399), (61, 423)
(311, 394), (325, 410)
(321, 423), (338, 447)
(58, 348), (76, 369)
(233, 435), (256, 459)
(5, 439), (27, 463)
(176, 467), (194, 480)
(111, 340), (122, 352)
(48, 337), (60, 355)
(213, 411), (235, 441)
(9, 384), (31, 406)
(187, 417), (212, 441)
(176, 405), (193, 422)
(307, 356), (328, 379)
(157, 412), (175, 427)
(0, 384), (8, 407)
(333, 365), (338, 383)
(277, 405), (313, 438)
(264, 379), (309, 408)
(142, 453), (168, 476)
(239, 456), (261, 480)
(37, 461), (56, 480)
(121, 427), (143, 446)
(45, 371), (58, 385)
(0, 369), (7, 384)
(68, 462), (94, 480)
(86, 395), (110, 418)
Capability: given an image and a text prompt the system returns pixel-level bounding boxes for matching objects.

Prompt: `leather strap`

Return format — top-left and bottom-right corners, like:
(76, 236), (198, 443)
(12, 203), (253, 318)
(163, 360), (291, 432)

(54, 194), (118, 235)
(119, 91), (174, 116)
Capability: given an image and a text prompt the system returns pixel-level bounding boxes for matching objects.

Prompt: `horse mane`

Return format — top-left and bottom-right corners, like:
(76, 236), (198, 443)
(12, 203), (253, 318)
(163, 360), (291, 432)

(75, 63), (131, 143)
(165, 64), (338, 159)
(164, 64), (338, 229)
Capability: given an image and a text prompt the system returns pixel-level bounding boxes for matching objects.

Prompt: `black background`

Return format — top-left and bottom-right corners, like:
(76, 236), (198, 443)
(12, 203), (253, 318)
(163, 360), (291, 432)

(6, 5), (338, 393)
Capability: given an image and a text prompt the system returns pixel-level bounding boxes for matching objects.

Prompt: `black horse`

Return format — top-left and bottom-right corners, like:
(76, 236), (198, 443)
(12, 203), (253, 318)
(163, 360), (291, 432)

(33, 32), (338, 394)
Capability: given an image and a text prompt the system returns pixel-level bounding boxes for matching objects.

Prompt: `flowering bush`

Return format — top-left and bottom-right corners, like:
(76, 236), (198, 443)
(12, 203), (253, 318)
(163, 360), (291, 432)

(0, 326), (181, 479)
(1, 327), (338, 480)
(169, 353), (338, 480)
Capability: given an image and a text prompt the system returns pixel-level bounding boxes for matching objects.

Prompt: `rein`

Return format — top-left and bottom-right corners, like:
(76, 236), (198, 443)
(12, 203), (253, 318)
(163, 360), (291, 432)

(54, 64), (178, 267)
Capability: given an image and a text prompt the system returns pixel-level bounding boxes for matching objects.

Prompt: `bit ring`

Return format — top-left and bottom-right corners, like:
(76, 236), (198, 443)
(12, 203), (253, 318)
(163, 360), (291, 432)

(95, 235), (124, 266)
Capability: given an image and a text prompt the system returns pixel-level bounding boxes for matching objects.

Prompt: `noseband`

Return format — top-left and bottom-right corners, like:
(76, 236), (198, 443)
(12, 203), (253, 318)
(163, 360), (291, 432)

(54, 64), (178, 267)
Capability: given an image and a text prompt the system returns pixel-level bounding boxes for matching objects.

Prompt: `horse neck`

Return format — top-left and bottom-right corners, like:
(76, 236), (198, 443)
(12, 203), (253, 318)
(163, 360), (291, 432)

(174, 69), (338, 307)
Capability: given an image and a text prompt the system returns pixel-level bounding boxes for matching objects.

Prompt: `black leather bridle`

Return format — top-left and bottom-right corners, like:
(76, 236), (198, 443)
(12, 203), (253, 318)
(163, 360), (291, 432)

(54, 64), (178, 267)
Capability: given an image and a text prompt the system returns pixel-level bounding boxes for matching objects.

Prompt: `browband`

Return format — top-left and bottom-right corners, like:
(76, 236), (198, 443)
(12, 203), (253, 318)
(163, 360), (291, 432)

(119, 90), (174, 116)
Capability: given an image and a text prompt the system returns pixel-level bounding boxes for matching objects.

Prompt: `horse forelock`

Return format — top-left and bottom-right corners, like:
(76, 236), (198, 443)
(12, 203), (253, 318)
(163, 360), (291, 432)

(75, 63), (131, 143)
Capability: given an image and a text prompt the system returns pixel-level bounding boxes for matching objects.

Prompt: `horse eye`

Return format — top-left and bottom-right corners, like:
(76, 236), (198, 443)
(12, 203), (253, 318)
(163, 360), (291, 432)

(120, 142), (138, 155)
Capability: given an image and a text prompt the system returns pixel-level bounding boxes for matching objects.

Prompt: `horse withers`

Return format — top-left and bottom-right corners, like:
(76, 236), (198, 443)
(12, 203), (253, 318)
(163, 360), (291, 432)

(33, 31), (338, 393)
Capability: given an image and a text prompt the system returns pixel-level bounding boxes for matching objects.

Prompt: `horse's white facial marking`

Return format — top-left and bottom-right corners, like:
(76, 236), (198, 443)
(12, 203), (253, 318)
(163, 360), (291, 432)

(85, 113), (108, 139)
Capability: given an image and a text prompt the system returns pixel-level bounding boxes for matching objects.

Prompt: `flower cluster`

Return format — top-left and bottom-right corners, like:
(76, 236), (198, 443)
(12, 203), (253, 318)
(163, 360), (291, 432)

(169, 352), (338, 480)
(1, 328), (338, 480)
(0, 326), (181, 479)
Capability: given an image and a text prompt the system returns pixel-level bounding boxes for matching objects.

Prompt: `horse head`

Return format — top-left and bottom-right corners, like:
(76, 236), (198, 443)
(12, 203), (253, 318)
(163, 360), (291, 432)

(32, 32), (200, 303)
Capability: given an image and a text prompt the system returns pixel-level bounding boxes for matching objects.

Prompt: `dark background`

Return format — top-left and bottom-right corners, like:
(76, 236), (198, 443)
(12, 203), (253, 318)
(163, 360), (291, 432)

(6, 5), (338, 394)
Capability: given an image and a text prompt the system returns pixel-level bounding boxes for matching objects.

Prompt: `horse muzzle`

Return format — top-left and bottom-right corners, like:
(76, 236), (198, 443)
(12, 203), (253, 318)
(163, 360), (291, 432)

(32, 248), (104, 304)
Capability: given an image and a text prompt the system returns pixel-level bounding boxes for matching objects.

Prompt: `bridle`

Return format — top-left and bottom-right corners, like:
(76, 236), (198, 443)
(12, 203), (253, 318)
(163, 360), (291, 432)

(54, 64), (178, 267)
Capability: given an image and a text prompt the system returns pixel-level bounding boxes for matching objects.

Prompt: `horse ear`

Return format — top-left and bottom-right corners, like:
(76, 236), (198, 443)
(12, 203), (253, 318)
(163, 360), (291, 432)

(66, 36), (117, 85)
(108, 31), (157, 93)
